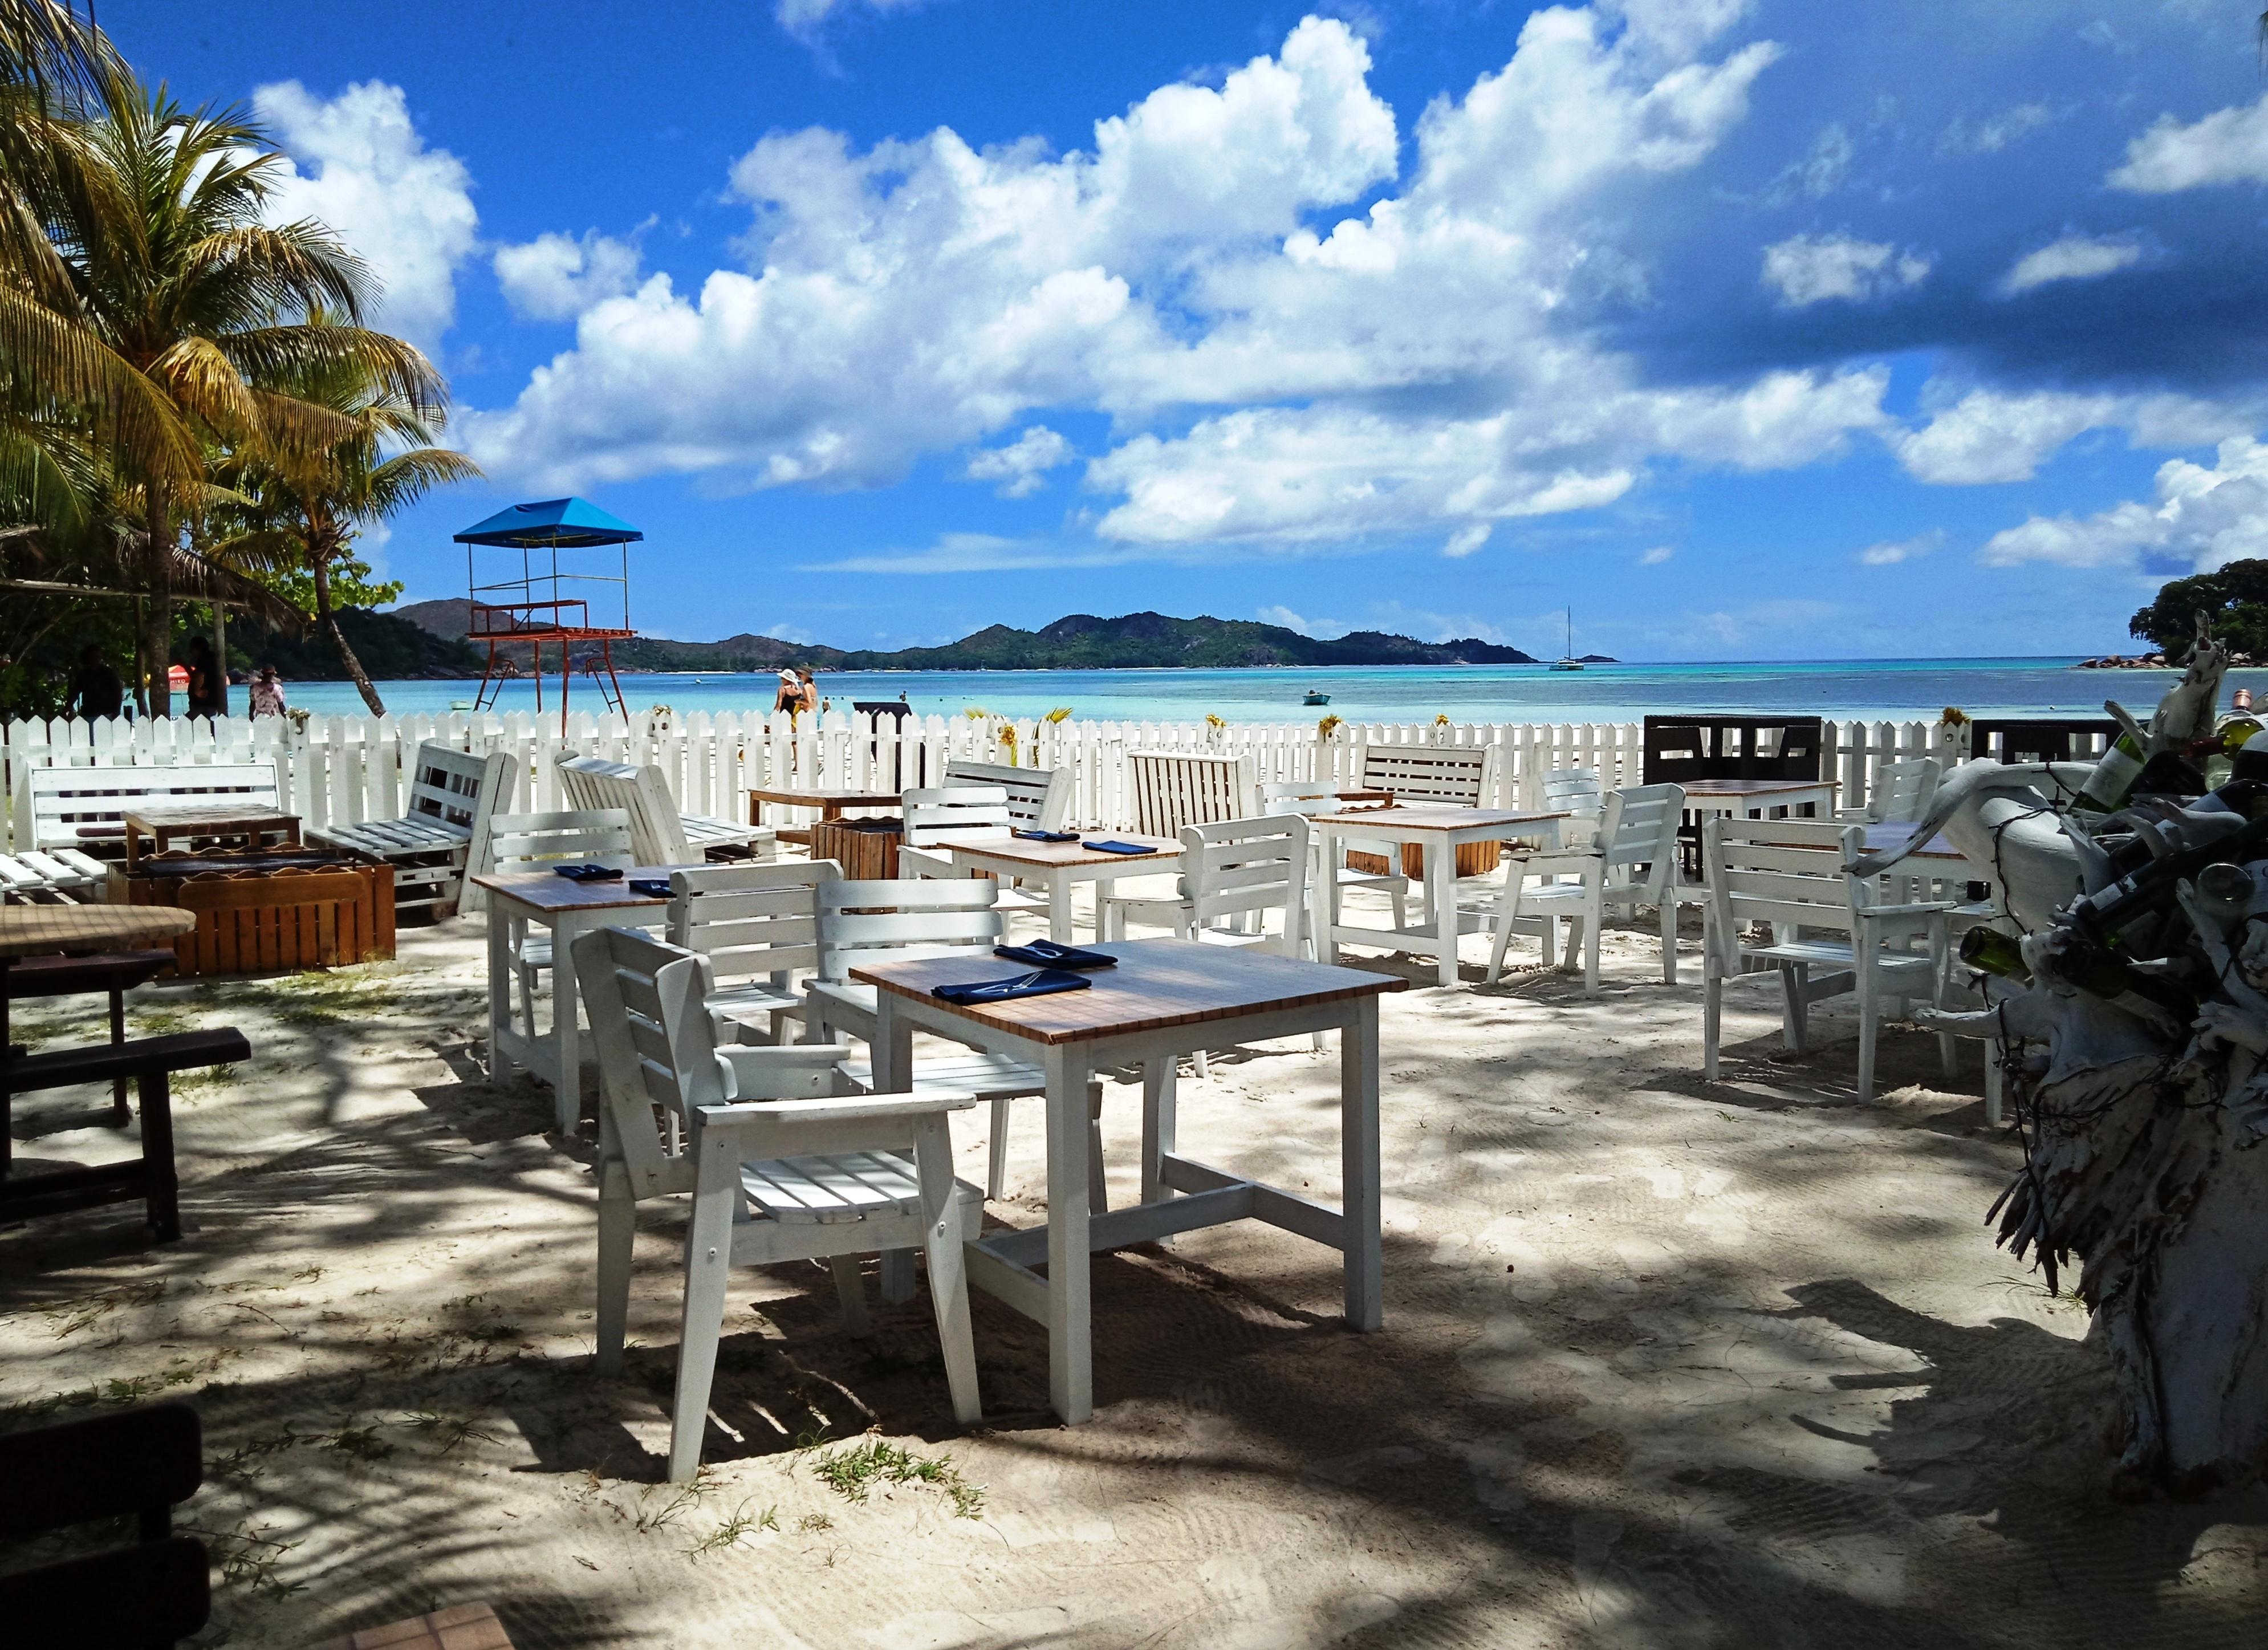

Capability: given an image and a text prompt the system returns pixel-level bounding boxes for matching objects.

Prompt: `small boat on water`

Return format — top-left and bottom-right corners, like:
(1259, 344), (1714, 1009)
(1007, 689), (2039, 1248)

(1551, 608), (1584, 672)
(1303, 690), (1331, 706)
(449, 699), (473, 710)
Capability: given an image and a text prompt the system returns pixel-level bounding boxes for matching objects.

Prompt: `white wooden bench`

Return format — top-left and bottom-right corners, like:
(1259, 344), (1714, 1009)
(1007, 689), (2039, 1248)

(308, 742), (514, 919)
(28, 762), (281, 854)
(556, 754), (775, 867)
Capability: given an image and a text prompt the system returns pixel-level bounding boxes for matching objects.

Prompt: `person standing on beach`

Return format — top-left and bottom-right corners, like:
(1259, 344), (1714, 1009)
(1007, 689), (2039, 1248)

(775, 664), (800, 716)
(64, 644), (124, 721)
(798, 668), (820, 716)
(249, 665), (287, 717)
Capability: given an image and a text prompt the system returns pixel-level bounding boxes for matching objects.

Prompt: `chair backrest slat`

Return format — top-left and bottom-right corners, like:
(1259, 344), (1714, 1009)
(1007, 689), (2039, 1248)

(482, 809), (635, 876)
(1860, 757), (1942, 825)
(1359, 746), (1494, 807)
(903, 786), (1014, 847)
(1179, 814), (1309, 954)
(945, 760), (1070, 830)
(1128, 752), (1254, 836)
(814, 879), (1005, 983)
(558, 754), (693, 864)
(668, 859), (840, 985)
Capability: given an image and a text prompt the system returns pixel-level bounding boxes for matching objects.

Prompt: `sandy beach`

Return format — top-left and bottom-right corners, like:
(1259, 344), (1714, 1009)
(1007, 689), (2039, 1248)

(3, 900), (2263, 1648)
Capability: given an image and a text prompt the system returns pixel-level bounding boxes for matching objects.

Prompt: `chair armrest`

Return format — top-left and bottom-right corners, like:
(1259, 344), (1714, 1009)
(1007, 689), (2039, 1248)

(1856, 901), (1957, 920)
(1504, 850), (1601, 876)
(694, 1092), (979, 1127)
(715, 1043), (852, 1098)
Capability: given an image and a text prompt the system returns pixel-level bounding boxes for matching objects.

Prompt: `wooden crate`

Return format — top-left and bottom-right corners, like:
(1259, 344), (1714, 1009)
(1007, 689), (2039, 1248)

(113, 855), (395, 977)
(811, 817), (902, 880)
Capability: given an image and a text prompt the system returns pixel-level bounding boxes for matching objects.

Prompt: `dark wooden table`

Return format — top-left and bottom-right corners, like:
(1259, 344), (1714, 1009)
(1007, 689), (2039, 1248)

(855, 938), (1406, 1423)
(123, 803), (302, 869)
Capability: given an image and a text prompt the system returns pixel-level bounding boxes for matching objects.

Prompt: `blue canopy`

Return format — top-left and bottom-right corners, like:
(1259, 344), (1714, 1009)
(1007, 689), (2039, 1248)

(453, 497), (644, 548)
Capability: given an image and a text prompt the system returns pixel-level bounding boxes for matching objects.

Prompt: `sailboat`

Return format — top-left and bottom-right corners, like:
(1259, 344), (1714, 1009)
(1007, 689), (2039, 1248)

(1551, 608), (1584, 672)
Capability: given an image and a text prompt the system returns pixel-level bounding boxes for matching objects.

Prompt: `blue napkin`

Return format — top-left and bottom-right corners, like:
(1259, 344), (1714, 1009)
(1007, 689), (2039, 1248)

(554, 864), (623, 881)
(1082, 839), (1159, 855)
(628, 878), (674, 897)
(995, 941), (1116, 969)
(1011, 828), (1080, 843)
(932, 969), (1094, 1005)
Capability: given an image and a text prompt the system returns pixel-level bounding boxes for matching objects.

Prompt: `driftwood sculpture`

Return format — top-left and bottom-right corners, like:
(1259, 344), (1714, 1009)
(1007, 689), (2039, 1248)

(1866, 619), (2268, 1486)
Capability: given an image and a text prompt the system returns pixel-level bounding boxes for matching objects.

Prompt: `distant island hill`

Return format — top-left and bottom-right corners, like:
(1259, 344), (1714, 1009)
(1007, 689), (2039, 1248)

(364, 603), (1617, 677)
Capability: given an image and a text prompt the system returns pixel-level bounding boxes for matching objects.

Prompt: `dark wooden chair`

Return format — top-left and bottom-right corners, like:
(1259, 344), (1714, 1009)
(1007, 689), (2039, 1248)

(2, 1027), (250, 1240)
(1966, 717), (2117, 766)
(1642, 716), (1824, 867)
(0, 1400), (210, 1647)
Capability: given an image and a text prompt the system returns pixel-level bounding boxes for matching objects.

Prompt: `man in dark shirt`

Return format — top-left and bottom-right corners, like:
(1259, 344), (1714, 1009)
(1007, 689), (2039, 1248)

(66, 644), (124, 721)
(182, 636), (226, 717)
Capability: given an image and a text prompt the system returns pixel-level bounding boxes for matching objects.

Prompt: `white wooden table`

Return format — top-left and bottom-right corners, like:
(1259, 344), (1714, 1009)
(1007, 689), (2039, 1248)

(1680, 778), (1836, 824)
(1311, 807), (1568, 987)
(945, 835), (1183, 942)
(857, 939), (1405, 1424)
(472, 867), (684, 1133)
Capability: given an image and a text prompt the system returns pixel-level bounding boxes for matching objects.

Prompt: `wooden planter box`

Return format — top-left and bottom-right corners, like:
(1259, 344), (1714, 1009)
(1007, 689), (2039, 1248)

(811, 817), (902, 880)
(111, 852), (395, 977)
(1346, 840), (1502, 880)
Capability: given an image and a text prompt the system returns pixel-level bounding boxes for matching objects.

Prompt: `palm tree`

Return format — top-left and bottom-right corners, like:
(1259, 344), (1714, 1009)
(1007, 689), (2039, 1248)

(18, 78), (436, 713)
(214, 344), (482, 714)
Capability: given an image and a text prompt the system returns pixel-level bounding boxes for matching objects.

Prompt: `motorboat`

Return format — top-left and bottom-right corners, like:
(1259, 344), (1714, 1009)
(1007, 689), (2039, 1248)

(1303, 690), (1331, 706)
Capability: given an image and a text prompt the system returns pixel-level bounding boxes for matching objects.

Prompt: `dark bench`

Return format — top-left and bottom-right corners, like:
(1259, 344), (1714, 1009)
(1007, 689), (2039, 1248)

(1966, 716), (2116, 766)
(3, 1028), (249, 1241)
(4, 949), (174, 1133)
(0, 1400), (209, 1647)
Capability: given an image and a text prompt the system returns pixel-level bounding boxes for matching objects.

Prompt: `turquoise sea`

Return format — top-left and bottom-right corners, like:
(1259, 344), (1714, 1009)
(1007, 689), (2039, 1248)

(263, 657), (2266, 725)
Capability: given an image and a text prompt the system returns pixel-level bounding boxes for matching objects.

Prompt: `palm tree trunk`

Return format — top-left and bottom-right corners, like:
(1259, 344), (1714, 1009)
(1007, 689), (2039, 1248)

(312, 556), (385, 714)
(144, 492), (173, 717)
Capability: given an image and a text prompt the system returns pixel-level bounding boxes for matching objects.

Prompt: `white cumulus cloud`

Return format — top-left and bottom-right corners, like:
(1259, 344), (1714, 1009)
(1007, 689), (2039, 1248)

(1999, 233), (2141, 295)
(462, 9), (1888, 555)
(1854, 529), (1942, 566)
(1638, 545), (1676, 565)
(2110, 92), (2268, 192)
(1978, 438), (2268, 571)
(1759, 233), (1930, 307)
(494, 230), (643, 321)
(1894, 389), (2118, 484)
(964, 426), (1075, 497)
(254, 80), (478, 351)
(774, 0), (928, 47)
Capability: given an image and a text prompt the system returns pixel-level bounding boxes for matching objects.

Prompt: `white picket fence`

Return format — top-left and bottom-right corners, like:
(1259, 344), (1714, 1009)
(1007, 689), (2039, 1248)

(0, 708), (1968, 852)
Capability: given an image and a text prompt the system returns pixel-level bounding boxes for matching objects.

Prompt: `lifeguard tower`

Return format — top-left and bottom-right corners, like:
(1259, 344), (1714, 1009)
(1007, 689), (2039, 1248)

(452, 497), (643, 730)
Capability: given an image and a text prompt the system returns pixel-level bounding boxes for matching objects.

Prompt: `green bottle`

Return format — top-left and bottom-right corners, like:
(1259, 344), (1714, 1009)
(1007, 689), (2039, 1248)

(2075, 730), (2145, 812)
(1958, 926), (2030, 982)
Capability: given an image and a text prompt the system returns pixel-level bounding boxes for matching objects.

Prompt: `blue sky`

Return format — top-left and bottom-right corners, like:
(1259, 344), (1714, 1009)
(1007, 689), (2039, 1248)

(103, 0), (2268, 660)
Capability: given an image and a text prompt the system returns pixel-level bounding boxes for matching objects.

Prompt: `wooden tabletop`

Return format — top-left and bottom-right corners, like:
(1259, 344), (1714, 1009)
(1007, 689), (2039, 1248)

(855, 937), (1407, 1046)
(124, 803), (299, 831)
(468, 864), (692, 913)
(1680, 779), (1836, 798)
(948, 834), (1182, 869)
(0, 904), (197, 960)
(1858, 822), (1965, 861)
(747, 787), (902, 807)
(1307, 806), (1569, 832)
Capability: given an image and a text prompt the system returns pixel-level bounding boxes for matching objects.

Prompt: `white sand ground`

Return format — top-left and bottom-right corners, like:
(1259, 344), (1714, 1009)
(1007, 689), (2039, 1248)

(2, 893), (2264, 1649)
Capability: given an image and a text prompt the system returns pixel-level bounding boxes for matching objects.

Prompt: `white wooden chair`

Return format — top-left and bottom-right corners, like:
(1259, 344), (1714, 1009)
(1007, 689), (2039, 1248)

(0, 847), (108, 902)
(1838, 757), (1942, 825)
(804, 877), (1107, 1208)
(479, 809), (636, 1041)
(1170, 814), (1311, 957)
(898, 785), (1050, 926)
(557, 753), (775, 866)
(29, 761), (279, 853)
(1102, 752), (1258, 936)
(574, 926), (981, 1481)
(1481, 783), (1682, 994)
(666, 859), (840, 1046)
(1538, 769), (1604, 844)
(1700, 816), (1954, 1103)
(1258, 779), (1408, 935)
(311, 742), (514, 917)
(945, 758), (1071, 831)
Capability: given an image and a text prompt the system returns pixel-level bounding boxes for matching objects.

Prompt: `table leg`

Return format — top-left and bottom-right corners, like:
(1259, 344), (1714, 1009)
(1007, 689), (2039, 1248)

(1139, 1056), (1177, 1205)
(550, 913), (582, 1135)
(1341, 996), (1382, 1330)
(486, 903), (512, 1079)
(871, 994), (920, 1302)
(1044, 1041), (1094, 1423)
(1048, 873), (1074, 944)
(1320, 827), (1343, 965)
(1425, 839), (1456, 987)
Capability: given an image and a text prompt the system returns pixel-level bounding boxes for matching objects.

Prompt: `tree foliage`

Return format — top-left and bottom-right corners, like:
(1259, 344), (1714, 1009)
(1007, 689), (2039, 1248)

(2129, 560), (2268, 659)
